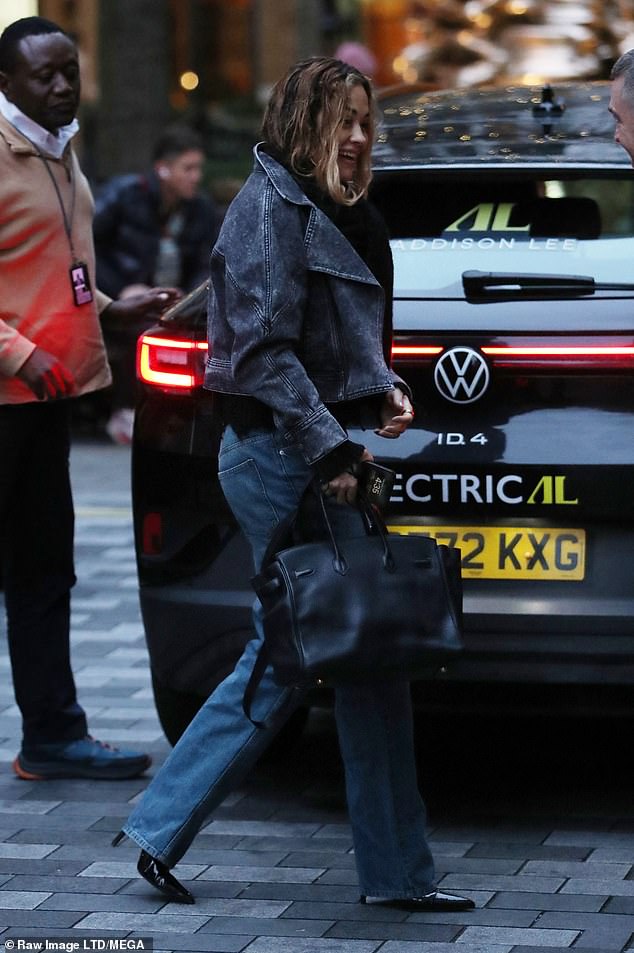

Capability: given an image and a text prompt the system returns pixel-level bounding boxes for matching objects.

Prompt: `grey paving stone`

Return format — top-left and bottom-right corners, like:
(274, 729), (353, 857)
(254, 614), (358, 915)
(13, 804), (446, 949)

(279, 900), (476, 926)
(0, 859), (87, 876)
(511, 949), (618, 953)
(435, 857), (523, 875)
(238, 883), (362, 904)
(378, 945), (512, 953)
(545, 832), (634, 848)
(38, 890), (165, 912)
(1, 928), (131, 941)
(432, 825), (554, 844)
(281, 851), (357, 868)
(536, 911), (634, 950)
(289, 822), (352, 839)
(0, 844), (58, 859)
(75, 910), (214, 933)
(457, 925), (581, 946)
(0, 825), (22, 838)
(591, 848), (634, 863)
(139, 935), (251, 953)
(488, 891), (606, 912)
(604, 897), (634, 914)
(8, 828), (126, 846)
(2, 814), (115, 833)
(241, 939), (381, 952)
(426, 842), (473, 858)
(46, 802), (141, 819)
(198, 865), (326, 884)
(171, 897), (291, 917)
(162, 849), (291, 868)
(233, 836), (353, 853)
(14, 785), (146, 805)
(467, 844), (591, 861)
(324, 920), (459, 942)
(312, 868), (359, 885)
(520, 860), (632, 879)
(0, 910), (83, 928)
(0, 798), (61, 814)
(0, 890), (51, 909)
(409, 909), (537, 928)
(1, 875), (129, 893)
(203, 820), (323, 838)
(560, 878), (634, 897)
(438, 873), (567, 893)
(198, 916), (333, 936)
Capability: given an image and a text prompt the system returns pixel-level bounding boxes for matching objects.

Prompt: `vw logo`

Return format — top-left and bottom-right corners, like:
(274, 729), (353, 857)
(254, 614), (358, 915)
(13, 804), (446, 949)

(434, 347), (490, 404)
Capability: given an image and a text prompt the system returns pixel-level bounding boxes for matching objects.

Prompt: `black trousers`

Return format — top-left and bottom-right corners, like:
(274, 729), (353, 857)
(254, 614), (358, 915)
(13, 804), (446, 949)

(0, 400), (87, 750)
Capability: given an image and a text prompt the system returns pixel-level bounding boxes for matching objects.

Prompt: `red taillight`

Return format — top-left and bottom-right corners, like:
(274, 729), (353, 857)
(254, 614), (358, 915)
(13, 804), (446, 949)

(136, 334), (208, 389)
(392, 345), (443, 359)
(142, 512), (163, 555)
(391, 338), (634, 371)
(482, 343), (634, 369)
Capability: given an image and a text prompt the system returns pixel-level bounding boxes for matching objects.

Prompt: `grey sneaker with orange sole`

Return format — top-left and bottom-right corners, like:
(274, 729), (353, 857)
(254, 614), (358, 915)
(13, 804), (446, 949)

(13, 735), (151, 780)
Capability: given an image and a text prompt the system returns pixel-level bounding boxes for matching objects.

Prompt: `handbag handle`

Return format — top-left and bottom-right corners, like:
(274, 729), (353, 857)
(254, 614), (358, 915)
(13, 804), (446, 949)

(257, 480), (395, 575)
(313, 484), (395, 574)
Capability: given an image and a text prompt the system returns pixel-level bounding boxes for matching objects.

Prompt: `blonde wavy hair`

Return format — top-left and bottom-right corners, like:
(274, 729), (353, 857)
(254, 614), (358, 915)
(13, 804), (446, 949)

(262, 56), (375, 206)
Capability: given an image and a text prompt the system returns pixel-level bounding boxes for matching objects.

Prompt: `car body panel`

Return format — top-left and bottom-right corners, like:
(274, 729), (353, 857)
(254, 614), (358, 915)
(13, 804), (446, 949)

(132, 81), (634, 731)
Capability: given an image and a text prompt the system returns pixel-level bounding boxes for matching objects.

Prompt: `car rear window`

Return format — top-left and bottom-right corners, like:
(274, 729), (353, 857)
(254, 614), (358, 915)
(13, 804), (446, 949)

(372, 175), (634, 293)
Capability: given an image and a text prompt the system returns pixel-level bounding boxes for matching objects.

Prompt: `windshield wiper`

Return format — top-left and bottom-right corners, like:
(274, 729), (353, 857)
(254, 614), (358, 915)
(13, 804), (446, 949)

(463, 270), (634, 299)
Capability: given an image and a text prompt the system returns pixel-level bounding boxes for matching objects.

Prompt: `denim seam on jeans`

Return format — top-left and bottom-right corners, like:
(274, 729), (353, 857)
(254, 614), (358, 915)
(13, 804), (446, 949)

(122, 680), (295, 866)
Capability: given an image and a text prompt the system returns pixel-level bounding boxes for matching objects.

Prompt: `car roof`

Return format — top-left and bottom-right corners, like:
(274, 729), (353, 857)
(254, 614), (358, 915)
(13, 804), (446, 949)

(373, 81), (630, 171)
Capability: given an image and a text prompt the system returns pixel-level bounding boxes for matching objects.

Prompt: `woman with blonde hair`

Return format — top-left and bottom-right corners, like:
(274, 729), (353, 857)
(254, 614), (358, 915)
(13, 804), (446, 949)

(114, 56), (474, 915)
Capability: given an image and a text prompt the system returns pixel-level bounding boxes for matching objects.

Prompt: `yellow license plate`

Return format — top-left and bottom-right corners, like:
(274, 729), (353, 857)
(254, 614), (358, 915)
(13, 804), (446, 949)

(386, 524), (586, 581)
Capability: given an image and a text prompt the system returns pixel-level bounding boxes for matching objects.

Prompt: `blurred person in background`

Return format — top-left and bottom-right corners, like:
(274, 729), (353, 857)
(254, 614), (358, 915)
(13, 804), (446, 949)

(94, 125), (220, 443)
(334, 41), (377, 79)
(0, 16), (179, 779)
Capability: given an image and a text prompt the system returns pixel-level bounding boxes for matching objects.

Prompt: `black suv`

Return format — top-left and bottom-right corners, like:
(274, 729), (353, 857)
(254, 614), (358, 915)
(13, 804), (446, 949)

(132, 82), (634, 743)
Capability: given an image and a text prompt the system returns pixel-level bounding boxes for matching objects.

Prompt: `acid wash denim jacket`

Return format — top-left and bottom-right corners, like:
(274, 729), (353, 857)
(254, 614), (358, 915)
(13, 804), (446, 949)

(204, 145), (408, 468)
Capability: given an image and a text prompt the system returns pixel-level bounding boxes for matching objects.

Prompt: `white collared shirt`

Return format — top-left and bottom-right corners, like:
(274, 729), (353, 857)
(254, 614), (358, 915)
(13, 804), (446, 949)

(0, 91), (79, 158)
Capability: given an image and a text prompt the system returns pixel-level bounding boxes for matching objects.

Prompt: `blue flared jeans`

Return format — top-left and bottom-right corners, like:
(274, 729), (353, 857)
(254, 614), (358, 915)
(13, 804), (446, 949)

(122, 426), (436, 897)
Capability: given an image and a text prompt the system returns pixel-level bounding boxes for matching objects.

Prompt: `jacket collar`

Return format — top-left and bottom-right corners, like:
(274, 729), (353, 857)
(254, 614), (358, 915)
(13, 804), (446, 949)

(252, 145), (379, 287)
(0, 111), (75, 161)
(253, 144), (316, 207)
(0, 112), (36, 154)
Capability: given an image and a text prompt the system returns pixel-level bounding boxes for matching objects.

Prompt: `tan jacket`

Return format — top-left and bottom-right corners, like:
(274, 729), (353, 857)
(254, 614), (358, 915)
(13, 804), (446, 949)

(0, 114), (112, 404)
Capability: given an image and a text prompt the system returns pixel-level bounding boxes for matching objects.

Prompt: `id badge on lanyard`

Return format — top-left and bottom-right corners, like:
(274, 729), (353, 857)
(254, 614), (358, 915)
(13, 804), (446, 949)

(70, 261), (94, 306)
(38, 150), (94, 307)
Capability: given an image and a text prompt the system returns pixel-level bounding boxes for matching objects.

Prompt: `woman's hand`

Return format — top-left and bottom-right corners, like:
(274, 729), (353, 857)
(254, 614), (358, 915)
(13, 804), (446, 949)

(375, 387), (414, 439)
(322, 448), (374, 505)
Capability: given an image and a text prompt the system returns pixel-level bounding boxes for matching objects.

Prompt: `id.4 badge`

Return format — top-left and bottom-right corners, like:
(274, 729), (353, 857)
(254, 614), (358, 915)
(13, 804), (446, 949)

(70, 261), (94, 306)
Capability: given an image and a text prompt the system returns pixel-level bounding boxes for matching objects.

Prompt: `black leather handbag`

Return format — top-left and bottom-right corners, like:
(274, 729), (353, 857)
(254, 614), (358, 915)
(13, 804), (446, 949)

(243, 487), (464, 723)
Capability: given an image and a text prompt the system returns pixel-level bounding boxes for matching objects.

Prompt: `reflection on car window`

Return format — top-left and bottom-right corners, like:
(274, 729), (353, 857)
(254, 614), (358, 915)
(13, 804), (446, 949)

(373, 176), (634, 292)
(545, 180), (634, 236)
(372, 177), (634, 240)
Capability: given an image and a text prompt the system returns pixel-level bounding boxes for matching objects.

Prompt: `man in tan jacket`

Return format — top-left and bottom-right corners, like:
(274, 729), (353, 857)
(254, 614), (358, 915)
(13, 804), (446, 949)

(0, 16), (178, 779)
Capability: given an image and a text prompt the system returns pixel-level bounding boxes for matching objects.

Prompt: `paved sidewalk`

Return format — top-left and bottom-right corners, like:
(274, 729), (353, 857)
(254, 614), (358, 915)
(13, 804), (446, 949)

(0, 438), (633, 952)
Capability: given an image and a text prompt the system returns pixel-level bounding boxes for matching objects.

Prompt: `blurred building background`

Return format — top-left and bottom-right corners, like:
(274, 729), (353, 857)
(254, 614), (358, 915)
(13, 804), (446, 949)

(2, 0), (634, 190)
